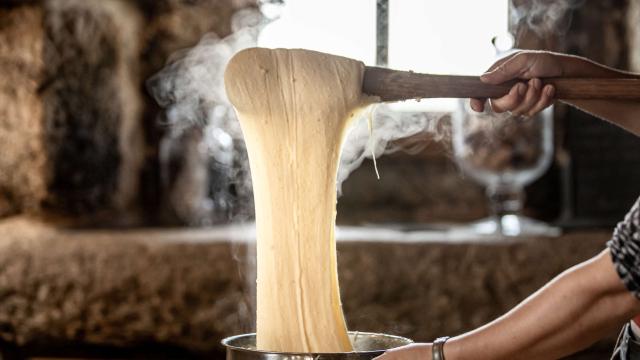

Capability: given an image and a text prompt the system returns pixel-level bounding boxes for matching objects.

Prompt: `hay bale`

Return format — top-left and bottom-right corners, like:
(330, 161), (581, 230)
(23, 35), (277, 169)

(0, 1), (145, 223)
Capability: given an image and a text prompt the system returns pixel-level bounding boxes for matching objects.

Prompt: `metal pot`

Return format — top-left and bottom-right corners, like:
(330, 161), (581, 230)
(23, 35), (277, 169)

(221, 331), (413, 360)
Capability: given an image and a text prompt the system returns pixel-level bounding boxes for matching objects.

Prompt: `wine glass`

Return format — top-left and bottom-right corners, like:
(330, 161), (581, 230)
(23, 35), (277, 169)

(452, 100), (559, 237)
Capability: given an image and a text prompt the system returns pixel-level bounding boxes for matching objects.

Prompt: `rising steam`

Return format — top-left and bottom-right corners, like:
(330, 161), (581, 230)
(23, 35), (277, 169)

(338, 106), (448, 193)
(146, 7), (266, 225)
(148, 7), (264, 134)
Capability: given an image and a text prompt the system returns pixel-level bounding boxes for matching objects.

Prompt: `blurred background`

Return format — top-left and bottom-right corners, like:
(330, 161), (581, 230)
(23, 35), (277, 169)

(0, 0), (639, 358)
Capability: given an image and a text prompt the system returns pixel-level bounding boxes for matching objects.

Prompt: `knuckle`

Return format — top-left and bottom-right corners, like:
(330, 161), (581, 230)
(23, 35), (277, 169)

(531, 81), (542, 93)
(513, 51), (531, 65)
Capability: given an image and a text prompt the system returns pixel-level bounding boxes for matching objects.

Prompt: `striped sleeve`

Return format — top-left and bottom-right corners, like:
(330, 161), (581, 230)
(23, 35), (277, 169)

(608, 196), (640, 298)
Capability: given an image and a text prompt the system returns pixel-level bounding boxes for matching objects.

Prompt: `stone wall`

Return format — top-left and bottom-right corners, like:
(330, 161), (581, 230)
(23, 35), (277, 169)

(41, 0), (143, 219)
(0, 0), (250, 226)
(0, 2), (145, 223)
(0, 217), (616, 358)
(0, 6), (46, 218)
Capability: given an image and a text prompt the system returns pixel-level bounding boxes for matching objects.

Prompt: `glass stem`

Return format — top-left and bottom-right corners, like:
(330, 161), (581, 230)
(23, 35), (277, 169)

(487, 183), (524, 221)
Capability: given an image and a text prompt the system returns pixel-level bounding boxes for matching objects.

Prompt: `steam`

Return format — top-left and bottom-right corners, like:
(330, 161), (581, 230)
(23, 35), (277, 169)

(148, 7), (264, 133)
(338, 106), (448, 193)
(147, 7), (267, 226)
(510, 0), (584, 36)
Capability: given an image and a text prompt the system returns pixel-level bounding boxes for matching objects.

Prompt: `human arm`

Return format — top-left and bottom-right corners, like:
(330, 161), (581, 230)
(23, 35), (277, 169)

(444, 248), (640, 360)
(470, 51), (640, 136)
(376, 249), (640, 360)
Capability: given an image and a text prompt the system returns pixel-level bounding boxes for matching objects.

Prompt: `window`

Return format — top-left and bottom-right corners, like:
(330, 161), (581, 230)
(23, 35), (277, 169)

(258, 0), (376, 64)
(258, 0), (510, 112)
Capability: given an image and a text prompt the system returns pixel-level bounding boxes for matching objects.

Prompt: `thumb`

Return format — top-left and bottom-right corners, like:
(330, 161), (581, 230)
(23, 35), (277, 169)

(480, 53), (530, 84)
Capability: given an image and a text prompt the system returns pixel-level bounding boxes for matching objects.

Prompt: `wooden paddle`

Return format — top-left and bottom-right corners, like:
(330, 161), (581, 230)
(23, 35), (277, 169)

(363, 66), (640, 102)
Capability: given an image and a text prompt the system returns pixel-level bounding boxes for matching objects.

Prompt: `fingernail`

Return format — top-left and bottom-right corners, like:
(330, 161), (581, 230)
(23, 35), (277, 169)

(545, 85), (555, 97)
(531, 78), (541, 90)
(517, 83), (526, 96)
(480, 72), (491, 81)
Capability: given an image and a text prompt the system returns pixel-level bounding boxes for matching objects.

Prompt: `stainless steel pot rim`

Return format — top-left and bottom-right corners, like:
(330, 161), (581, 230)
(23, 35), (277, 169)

(221, 331), (413, 356)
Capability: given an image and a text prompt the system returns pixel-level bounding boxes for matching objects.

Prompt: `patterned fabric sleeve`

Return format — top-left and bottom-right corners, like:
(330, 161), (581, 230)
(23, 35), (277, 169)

(608, 196), (640, 298)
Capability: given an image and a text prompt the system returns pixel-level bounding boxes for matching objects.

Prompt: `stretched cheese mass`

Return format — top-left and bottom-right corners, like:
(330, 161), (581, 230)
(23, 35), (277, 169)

(224, 48), (373, 353)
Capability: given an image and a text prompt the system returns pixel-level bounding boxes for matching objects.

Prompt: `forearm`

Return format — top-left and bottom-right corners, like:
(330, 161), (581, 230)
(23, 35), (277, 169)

(557, 54), (639, 79)
(445, 249), (640, 360)
(563, 99), (640, 136)
(556, 54), (640, 136)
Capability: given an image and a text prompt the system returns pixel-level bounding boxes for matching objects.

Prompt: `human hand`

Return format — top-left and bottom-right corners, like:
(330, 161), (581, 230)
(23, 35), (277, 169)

(470, 51), (563, 116)
(373, 343), (432, 360)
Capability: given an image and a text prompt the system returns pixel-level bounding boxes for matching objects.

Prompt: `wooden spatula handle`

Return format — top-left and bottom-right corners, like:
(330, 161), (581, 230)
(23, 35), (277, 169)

(543, 78), (640, 100)
(363, 66), (640, 102)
